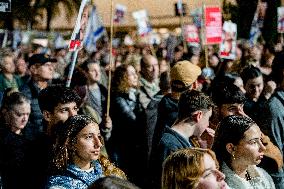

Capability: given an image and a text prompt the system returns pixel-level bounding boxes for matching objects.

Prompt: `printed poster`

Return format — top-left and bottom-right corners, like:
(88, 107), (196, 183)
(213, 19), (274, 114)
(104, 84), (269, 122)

(204, 6), (222, 44)
(278, 7), (284, 33)
(0, 0), (11, 12)
(219, 21), (237, 60)
(68, 0), (91, 51)
(132, 9), (152, 36)
(114, 4), (127, 24)
(183, 25), (200, 44)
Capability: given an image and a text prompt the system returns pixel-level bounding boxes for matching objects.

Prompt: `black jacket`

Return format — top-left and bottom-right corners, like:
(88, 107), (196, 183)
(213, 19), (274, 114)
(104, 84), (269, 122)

(108, 91), (147, 187)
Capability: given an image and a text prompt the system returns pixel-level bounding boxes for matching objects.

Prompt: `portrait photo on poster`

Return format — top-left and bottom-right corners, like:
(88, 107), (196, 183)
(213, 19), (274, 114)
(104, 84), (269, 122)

(69, 0), (91, 51)
(219, 21), (237, 60)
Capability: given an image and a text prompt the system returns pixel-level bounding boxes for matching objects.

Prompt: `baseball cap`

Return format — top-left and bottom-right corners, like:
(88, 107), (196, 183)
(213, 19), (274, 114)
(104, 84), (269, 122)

(170, 60), (201, 92)
(28, 53), (57, 68)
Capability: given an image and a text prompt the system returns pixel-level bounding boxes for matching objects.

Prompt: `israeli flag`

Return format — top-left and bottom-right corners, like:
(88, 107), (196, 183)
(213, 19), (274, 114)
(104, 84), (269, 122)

(84, 5), (105, 52)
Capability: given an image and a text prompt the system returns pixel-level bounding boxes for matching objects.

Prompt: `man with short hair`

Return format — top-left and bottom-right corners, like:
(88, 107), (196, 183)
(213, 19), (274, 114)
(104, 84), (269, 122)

(20, 53), (57, 140)
(38, 85), (81, 136)
(149, 90), (214, 189)
(212, 82), (283, 189)
(152, 60), (201, 150)
(77, 59), (107, 123)
(26, 85), (81, 189)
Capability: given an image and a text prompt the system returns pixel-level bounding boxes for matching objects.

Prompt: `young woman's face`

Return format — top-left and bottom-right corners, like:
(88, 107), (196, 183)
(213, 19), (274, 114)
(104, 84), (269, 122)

(6, 102), (31, 133)
(233, 125), (266, 167)
(195, 154), (228, 189)
(73, 123), (103, 164)
(127, 65), (138, 88)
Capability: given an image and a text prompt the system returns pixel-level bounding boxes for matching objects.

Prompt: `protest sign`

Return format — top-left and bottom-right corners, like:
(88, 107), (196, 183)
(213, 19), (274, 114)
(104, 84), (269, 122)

(68, 0), (91, 51)
(204, 6), (222, 44)
(0, 0), (11, 12)
(219, 21), (237, 60)
(278, 7), (284, 33)
(183, 25), (200, 45)
(132, 9), (152, 36)
(114, 4), (127, 24)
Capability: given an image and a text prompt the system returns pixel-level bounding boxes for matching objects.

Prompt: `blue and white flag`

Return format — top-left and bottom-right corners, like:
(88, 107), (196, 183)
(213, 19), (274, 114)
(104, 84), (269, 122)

(249, 1), (267, 46)
(12, 30), (22, 50)
(84, 5), (105, 52)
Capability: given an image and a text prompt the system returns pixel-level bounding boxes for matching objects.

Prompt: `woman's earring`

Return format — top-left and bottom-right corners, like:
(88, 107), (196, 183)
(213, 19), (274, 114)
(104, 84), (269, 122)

(232, 153), (236, 160)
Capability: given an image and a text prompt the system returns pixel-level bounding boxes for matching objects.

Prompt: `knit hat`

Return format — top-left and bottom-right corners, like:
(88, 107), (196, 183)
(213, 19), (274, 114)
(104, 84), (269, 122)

(170, 60), (201, 91)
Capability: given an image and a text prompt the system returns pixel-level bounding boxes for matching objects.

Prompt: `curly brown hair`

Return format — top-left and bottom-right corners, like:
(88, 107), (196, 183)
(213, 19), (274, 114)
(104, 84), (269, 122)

(111, 64), (136, 93)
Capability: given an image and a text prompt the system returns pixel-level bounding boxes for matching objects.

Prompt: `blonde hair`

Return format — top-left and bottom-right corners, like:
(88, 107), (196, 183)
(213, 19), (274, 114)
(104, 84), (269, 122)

(161, 148), (219, 189)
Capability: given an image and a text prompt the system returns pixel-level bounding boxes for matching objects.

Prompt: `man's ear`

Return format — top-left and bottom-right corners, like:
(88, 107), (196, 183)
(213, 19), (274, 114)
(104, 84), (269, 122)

(226, 143), (236, 155)
(191, 80), (199, 90)
(192, 110), (203, 122)
(43, 110), (52, 122)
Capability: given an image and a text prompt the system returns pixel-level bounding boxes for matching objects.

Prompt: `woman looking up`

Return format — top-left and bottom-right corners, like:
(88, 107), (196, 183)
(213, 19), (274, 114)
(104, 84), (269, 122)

(46, 115), (125, 189)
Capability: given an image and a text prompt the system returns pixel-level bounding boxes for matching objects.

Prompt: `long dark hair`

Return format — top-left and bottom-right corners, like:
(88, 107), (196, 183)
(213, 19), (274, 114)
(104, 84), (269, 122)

(50, 115), (99, 172)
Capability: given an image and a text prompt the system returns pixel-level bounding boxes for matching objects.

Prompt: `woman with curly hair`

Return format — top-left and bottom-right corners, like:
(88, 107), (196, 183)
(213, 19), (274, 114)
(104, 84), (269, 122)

(46, 115), (126, 189)
(161, 148), (228, 189)
(108, 64), (146, 187)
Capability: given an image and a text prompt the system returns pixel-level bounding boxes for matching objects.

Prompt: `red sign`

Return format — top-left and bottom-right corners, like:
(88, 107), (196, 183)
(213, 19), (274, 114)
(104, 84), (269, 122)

(183, 25), (200, 43)
(204, 7), (222, 44)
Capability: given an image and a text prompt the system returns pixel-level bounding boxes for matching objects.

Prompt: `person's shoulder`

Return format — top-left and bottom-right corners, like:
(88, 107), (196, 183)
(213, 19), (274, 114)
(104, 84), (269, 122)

(159, 128), (180, 146)
(266, 91), (284, 112)
(19, 81), (32, 95)
(255, 166), (276, 188)
(255, 166), (272, 178)
(47, 174), (73, 189)
(269, 90), (284, 102)
(98, 83), (107, 93)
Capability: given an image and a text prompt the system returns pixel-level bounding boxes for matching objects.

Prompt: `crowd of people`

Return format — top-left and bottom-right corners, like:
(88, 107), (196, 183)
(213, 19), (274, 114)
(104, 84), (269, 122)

(0, 35), (283, 189)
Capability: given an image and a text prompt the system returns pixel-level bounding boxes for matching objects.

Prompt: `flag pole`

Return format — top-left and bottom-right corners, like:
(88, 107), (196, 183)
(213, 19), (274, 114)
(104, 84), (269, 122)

(178, 0), (188, 53)
(66, 49), (79, 87)
(66, 0), (90, 87)
(202, 3), (208, 68)
(106, 0), (114, 117)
